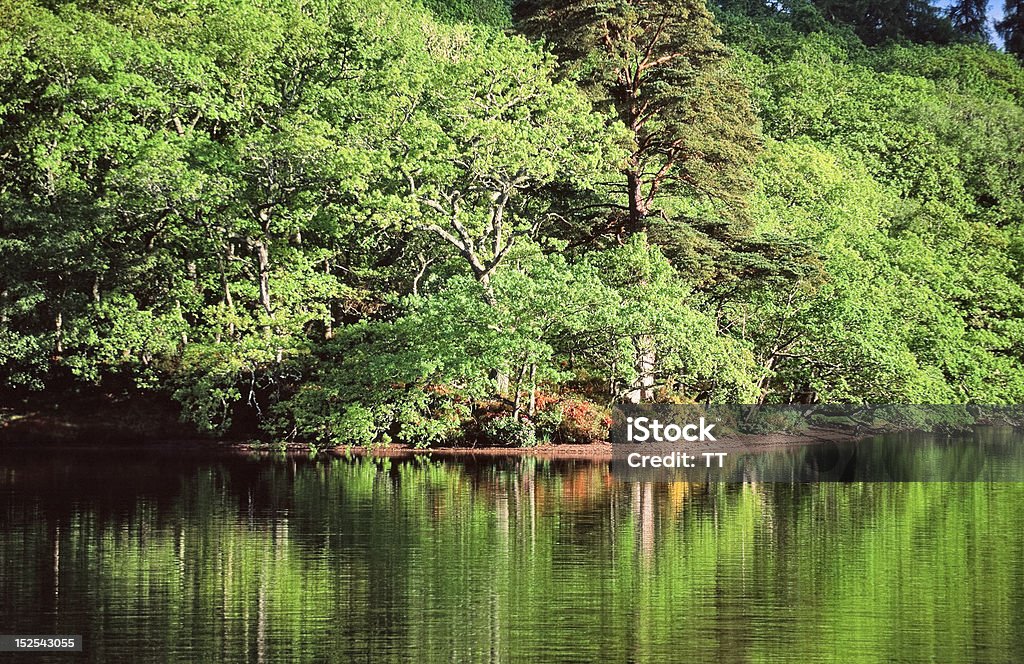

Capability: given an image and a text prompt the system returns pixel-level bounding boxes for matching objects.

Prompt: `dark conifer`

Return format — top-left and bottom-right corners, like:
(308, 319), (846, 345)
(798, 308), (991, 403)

(997, 0), (1024, 58)
(515, 0), (761, 238)
(948, 0), (989, 39)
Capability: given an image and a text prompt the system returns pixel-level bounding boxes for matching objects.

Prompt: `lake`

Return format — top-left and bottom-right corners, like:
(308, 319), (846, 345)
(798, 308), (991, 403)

(2, 429), (1024, 662)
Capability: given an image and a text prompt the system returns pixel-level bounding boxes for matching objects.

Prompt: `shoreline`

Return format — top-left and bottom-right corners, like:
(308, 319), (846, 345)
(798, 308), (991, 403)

(8, 398), (1013, 460)
(321, 426), (863, 461)
(4, 397), (918, 460)
(0, 402), (864, 459)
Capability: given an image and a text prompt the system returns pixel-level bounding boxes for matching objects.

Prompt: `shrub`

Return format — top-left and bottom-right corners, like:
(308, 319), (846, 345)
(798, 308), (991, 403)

(482, 415), (538, 447)
(533, 405), (563, 443)
(743, 408), (809, 434)
(560, 398), (611, 443)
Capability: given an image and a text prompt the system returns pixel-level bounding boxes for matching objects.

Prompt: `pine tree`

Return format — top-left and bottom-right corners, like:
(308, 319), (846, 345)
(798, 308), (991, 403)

(811, 0), (955, 45)
(948, 0), (988, 39)
(514, 0), (761, 238)
(997, 0), (1024, 59)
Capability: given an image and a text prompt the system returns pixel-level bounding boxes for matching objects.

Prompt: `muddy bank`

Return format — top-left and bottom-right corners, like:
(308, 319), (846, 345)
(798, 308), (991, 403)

(324, 427), (863, 461)
(2, 398), (861, 459)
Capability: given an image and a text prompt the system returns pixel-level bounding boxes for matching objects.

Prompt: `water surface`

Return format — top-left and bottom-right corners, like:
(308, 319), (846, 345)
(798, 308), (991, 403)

(2, 430), (1024, 662)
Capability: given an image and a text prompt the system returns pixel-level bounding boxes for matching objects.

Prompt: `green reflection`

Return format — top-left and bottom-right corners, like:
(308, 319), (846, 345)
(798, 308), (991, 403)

(1, 452), (1023, 663)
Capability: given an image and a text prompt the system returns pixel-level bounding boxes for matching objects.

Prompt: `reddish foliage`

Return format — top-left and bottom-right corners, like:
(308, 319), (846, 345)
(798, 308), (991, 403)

(559, 398), (610, 443)
(534, 391), (559, 412)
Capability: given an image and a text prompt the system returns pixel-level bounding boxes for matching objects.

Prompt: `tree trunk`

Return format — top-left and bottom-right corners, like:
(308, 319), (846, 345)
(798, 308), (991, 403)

(54, 310), (63, 356)
(756, 356), (779, 405)
(511, 361), (529, 418)
(625, 335), (656, 403)
(478, 271), (498, 307)
(254, 241), (272, 316)
(324, 259), (335, 340)
(222, 253), (234, 311)
(217, 243), (235, 342)
(625, 168), (648, 236)
(478, 271), (509, 393)
(528, 363), (537, 416)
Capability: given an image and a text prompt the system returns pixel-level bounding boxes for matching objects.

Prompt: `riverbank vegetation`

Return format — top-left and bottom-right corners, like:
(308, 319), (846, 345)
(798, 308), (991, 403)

(1, 0), (1023, 446)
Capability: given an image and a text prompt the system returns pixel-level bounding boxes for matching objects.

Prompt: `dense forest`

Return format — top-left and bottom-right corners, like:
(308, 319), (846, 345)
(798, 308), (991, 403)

(1, 0), (1023, 446)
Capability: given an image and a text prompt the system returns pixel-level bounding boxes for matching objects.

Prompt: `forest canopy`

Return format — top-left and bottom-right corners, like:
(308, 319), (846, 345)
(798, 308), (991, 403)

(1, 0), (1023, 446)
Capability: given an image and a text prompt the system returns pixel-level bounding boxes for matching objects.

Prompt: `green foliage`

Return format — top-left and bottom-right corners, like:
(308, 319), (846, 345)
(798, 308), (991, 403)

(482, 414), (537, 447)
(516, 0), (761, 236)
(418, 0), (511, 26)
(721, 12), (1024, 405)
(273, 238), (755, 446)
(742, 407), (810, 434)
(1, 0), (1023, 446)
(532, 403), (563, 442)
